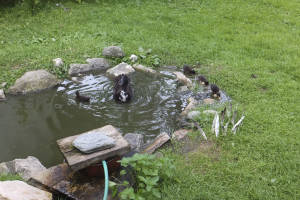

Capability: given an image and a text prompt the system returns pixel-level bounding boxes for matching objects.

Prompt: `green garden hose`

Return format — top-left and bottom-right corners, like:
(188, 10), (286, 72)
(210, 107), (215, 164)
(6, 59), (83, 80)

(102, 160), (109, 200)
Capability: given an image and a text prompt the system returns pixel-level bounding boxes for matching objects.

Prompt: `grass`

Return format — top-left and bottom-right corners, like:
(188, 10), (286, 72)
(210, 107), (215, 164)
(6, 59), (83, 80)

(0, 174), (23, 181)
(0, 0), (299, 199)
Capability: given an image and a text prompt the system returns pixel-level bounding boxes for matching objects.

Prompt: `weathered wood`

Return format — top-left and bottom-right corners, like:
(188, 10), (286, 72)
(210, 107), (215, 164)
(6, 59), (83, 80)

(142, 133), (170, 154)
(57, 125), (130, 171)
(181, 97), (197, 116)
(173, 71), (192, 87)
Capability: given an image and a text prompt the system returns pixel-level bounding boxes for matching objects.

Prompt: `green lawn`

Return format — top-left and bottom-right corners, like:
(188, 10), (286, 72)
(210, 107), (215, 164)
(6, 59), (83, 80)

(0, 0), (299, 199)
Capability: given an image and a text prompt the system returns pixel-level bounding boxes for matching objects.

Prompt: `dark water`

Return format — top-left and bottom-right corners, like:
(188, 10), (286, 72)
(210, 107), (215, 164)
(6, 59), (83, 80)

(0, 71), (190, 167)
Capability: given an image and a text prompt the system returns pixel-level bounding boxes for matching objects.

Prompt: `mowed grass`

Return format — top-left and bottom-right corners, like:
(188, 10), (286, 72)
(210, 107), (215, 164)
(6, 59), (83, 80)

(0, 0), (299, 199)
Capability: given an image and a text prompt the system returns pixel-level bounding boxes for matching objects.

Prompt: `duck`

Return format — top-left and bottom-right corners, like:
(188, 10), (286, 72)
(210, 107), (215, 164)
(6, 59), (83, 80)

(197, 75), (209, 86)
(210, 84), (221, 99)
(183, 65), (196, 75)
(75, 91), (90, 102)
(113, 74), (133, 103)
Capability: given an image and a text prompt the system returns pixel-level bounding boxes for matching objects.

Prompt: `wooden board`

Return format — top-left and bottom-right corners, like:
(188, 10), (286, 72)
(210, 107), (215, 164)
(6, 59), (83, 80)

(57, 125), (130, 171)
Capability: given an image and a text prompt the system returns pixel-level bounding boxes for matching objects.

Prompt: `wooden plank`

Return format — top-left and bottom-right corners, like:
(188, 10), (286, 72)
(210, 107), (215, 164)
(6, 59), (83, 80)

(57, 125), (130, 171)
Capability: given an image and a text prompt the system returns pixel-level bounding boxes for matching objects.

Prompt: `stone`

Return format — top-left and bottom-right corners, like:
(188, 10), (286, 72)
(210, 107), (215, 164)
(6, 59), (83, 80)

(172, 129), (190, 141)
(102, 46), (125, 58)
(143, 133), (170, 154)
(130, 54), (138, 62)
(29, 163), (107, 200)
(0, 89), (5, 101)
(72, 132), (116, 154)
(173, 71), (192, 87)
(106, 62), (135, 78)
(1, 82), (7, 88)
(181, 97), (198, 116)
(71, 76), (81, 83)
(133, 64), (156, 74)
(68, 64), (93, 76)
(0, 180), (52, 200)
(0, 163), (9, 175)
(86, 58), (110, 69)
(177, 85), (189, 93)
(5, 156), (46, 181)
(203, 98), (215, 105)
(187, 111), (201, 120)
(57, 125), (130, 171)
(52, 58), (64, 67)
(124, 133), (144, 152)
(8, 70), (61, 95)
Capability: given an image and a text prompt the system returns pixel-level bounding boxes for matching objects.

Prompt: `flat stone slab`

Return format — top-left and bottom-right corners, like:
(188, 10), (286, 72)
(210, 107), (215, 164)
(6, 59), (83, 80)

(73, 132), (116, 154)
(106, 62), (135, 78)
(29, 163), (106, 200)
(0, 180), (52, 200)
(57, 125), (130, 171)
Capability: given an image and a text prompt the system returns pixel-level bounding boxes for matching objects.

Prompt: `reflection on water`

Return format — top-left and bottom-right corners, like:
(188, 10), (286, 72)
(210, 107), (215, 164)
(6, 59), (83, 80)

(0, 71), (190, 166)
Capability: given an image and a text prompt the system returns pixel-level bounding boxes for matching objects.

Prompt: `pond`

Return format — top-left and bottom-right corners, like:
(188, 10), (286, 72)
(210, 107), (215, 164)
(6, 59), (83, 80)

(0, 70), (191, 167)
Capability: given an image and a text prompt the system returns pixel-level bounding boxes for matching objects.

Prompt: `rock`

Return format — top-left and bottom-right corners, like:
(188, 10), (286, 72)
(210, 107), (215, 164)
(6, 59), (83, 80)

(5, 156), (46, 181)
(177, 85), (189, 93)
(102, 46), (125, 58)
(172, 129), (190, 141)
(143, 133), (170, 154)
(0, 89), (5, 101)
(1, 82), (7, 88)
(8, 70), (60, 95)
(72, 132), (116, 154)
(173, 71), (192, 87)
(133, 64), (156, 74)
(71, 76), (81, 83)
(129, 54), (138, 62)
(0, 180), (52, 200)
(203, 98), (215, 105)
(0, 163), (9, 174)
(68, 64), (92, 76)
(124, 133), (144, 152)
(52, 58), (64, 67)
(86, 58), (110, 69)
(181, 97), (198, 116)
(106, 62), (135, 78)
(203, 110), (218, 115)
(187, 111), (201, 120)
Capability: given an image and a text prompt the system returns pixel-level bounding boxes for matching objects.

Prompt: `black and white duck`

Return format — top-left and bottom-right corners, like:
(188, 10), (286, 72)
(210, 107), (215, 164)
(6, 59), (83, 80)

(113, 74), (133, 103)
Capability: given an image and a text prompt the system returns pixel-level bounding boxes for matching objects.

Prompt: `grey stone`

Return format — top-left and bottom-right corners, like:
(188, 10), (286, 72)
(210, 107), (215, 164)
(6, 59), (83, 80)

(203, 98), (215, 105)
(133, 64), (156, 74)
(1, 82), (7, 88)
(181, 97), (198, 116)
(0, 89), (5, 101)
(106, 62), (135, 78)
(173, 71), (192, 87)
(0, 163), (9, 175)
(172, 129), (190, 141)
(124, 133), (144, 152)
(68, 64), (93, 76)
(177, 85), (189, 93)
(6, 156), (46, 181)
(187, 111), (201, 120)
(52, 58), (64, 67)
(102, 46), (125, 58)
(8, 70), (60, 95)
(86, 58), (110, 69)
(0, 180), (52, 200)
(130, 54), (138, 62)
(72, 132), (116, 154)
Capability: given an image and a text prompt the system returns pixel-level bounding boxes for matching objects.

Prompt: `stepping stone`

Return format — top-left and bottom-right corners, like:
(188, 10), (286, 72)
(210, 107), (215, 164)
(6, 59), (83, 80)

(57, 125), (130, 171)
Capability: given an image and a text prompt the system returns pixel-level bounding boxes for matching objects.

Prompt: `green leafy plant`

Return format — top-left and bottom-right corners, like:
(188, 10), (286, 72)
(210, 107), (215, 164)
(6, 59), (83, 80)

(110, 153), (176, 200)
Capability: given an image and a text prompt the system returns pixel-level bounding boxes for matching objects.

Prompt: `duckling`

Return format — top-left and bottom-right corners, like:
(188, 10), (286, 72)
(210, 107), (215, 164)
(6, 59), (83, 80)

(113, 74), (133, 103)
(183, 65), (196, 75)
(75, 91), (90, 102)
(197, 75), (209, 86)
(210, 84), (221, 99)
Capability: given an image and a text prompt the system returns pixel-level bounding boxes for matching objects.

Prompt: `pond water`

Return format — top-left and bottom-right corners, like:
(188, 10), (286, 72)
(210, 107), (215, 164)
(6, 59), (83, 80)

(0, 71), (191, 167)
